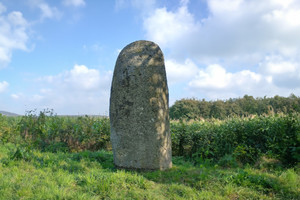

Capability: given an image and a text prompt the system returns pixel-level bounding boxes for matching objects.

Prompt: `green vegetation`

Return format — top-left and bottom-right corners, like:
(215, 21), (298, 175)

(171, 114), (300, 167)
(14, 109), (110, 152)
(170, 94), (300, 120)
(0, 109), (299, 199)
(0, 143), (299, 199)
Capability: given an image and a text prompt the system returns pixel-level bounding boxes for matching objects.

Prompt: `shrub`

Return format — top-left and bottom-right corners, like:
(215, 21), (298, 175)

(17, 110), (111, 152)
(0, 114), (20, 144)
(170, 114), (300, 167)
(2, 110), (299, 167)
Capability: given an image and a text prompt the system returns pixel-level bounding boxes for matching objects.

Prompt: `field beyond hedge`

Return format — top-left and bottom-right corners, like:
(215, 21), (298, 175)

(0, 111), (299, 199)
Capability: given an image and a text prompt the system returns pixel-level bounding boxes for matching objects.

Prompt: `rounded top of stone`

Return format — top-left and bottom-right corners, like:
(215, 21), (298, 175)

(119, 40), (162, 56)
(124, 40), (159, 49)
(117, 40), (164, 68)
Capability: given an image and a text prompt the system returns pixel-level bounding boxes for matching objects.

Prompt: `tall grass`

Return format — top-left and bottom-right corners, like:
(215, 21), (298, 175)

(171, 114), (300, 166)
(1, 111), (299, 167)
(16, 109), (110, 152)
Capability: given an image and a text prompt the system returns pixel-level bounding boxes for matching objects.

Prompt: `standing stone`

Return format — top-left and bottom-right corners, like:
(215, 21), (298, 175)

(109, 40), (172, 170)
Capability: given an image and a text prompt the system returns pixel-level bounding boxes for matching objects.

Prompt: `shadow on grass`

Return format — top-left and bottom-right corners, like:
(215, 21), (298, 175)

(70, 150), (115, 170)
(138, 156), (214, 189)
(137, 157), (300, 200)
(2, 146), (299, 200)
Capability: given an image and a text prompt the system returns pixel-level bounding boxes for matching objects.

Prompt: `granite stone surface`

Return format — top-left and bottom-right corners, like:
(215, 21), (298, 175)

(109, 40), (172, 170)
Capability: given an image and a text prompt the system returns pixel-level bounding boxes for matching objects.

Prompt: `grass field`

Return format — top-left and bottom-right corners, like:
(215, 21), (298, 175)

(0, 143), (299, 200)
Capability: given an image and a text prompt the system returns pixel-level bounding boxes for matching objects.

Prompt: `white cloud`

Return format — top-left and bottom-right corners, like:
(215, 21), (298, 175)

(186, 61), (300, 100)
(0, 81), (8, 92)
(39, 3), (61, 20)
(271, 0), (294, 8)
(188, 64), (275, 99)
(63, 0), (86, 7)
(11, 93), (22, 99)
(144, 0), (300, 65)
(28, 0), (62, 21)
(139, 0), (300, 100)
(264, 61), (296, 75)
(63, 65), (103, 90)
(208, 0), (243, 14)
(259, 56), (300, 88)
(165, 59), (198, 84)
(143, 3), (198, 48)
(189, 64), (232, 90)
(0, 3), (30, 68)
(263, 6), (300, 28)
(24, 65), (113, 115)
(43, 65), (110, 91)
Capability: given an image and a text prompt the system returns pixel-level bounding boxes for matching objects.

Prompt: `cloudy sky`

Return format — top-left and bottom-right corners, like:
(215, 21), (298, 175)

(0, 0), (300, 115)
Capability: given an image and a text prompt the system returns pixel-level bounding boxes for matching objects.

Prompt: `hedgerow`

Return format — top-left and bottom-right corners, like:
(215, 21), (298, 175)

(171, 114), (300, 166)
(16, 109), (110, 152)
(0, 111), (299, 167)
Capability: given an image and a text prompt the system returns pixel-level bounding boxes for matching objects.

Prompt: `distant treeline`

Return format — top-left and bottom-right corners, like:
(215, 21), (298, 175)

(170, 94), (300, 120)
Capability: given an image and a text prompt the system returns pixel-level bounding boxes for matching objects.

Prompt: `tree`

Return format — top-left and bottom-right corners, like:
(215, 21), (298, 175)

(210, 100), (226, 119)
(169, 94), (300, 120)
(170, 98), (201, 120)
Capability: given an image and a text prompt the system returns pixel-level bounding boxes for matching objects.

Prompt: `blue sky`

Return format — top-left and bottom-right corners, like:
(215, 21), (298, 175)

(0, 0), (300, 115)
